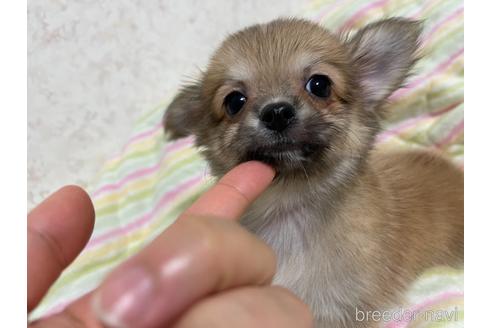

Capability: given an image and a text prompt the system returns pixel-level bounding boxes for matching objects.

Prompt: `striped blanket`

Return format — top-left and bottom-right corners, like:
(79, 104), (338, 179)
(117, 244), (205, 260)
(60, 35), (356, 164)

(31, 0), (464, 326)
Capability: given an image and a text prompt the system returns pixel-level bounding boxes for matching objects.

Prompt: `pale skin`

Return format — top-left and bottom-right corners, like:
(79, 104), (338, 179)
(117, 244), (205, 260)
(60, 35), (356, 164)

(27, 161), (313, 328)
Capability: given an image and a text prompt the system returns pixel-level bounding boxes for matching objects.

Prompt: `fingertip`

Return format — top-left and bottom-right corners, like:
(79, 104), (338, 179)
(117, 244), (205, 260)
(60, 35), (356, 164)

(225, 161), (275, 182)
(183, 161), (275, 220)
(29, 184), (95, 239)
(239, 161), (276, 176)
(57, 185), (95, 227)
(220, 161), (275, 198)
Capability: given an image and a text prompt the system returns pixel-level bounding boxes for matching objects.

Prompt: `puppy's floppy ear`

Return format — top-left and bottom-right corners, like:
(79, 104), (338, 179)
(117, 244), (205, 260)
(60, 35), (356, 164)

(163, 82), (203, 140)
(347, 18), (422, 110)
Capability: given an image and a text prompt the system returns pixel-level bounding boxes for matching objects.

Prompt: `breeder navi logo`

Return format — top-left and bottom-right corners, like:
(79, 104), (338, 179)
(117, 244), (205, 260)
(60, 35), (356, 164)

(355, 306), (460, 324)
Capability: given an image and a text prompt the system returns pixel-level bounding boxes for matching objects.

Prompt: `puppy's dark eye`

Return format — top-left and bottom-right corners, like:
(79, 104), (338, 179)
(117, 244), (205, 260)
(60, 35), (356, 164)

(224, 91), (247, 116)
(305, 75), (331, 98)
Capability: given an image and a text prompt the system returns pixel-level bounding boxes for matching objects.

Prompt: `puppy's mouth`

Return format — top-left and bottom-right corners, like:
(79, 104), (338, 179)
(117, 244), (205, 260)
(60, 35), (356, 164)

(243, 142), (324, 170)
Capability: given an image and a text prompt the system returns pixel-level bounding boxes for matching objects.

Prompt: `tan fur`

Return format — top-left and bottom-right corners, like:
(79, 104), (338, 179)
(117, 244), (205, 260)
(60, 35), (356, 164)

(242, 149), (463, 327)
(163, 18), (463, 328)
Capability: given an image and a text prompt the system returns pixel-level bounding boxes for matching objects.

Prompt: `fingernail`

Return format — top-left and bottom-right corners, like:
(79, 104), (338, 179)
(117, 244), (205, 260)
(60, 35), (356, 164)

(92, 266), (155, 328)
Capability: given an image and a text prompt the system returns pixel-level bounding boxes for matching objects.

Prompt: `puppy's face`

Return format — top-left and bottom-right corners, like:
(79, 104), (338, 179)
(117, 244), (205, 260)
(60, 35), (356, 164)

(165, 18), (421, 177)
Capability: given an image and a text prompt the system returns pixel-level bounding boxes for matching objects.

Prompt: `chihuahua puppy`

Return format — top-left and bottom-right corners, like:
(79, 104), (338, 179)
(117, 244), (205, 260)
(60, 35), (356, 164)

(164, 18), (463, 328)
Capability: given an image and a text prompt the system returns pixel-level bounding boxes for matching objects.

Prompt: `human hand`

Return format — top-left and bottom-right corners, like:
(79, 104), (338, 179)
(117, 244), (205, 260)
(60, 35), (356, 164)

(28, 161), (313, 327)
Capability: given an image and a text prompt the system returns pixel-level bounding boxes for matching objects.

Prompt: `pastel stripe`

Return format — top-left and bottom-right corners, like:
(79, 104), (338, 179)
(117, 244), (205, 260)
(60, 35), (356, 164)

(409, 0), (443, 19)
(87, 174), (204, 249)
(92, 137), (194, 198)
(100, 134), (193, 180)
(93, 150), (198, 213)
(391, 48), (463, 100)
(376, 100), (462, 143)
(313, 0), (347, 22)
(106, 122), (163, 163)
(337, 0), (390, 32)
(422, 6), (463, 46)
(93, 157), (204, 233)
(435, 119), (463, 148)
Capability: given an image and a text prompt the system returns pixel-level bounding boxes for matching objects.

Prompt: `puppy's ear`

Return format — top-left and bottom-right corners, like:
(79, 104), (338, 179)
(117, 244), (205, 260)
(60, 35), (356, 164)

(163, 82), (203, 140)
(347, 18), (422, 110)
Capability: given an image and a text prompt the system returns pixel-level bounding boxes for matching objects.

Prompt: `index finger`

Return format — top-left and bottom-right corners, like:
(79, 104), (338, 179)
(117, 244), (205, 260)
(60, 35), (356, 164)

(182, 161), (275, 221)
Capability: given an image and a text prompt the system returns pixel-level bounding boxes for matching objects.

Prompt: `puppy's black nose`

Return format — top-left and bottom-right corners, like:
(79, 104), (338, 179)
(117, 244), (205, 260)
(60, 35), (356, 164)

(260, 102), (296, 132)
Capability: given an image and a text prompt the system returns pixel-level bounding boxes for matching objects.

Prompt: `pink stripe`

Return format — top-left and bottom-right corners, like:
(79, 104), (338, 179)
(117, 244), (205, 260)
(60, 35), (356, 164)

(422, 7), (463, 46)
(337, 0), (390, 33)
(88, 175), (203, 249)
(384, 291), (463, 328)
(106, 122), (163, 163)
(376, 100), (462, 143)
(391, 48), (464, 100)
(121, 123), (163, 151)
(165, 136), (194, 153)
(91, 137), (194, 199)
(435, 119), (464, 148)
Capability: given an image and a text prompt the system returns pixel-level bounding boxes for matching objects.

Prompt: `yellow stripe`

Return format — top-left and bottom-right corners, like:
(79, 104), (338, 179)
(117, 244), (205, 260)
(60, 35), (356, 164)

(94, 147), (199, 208)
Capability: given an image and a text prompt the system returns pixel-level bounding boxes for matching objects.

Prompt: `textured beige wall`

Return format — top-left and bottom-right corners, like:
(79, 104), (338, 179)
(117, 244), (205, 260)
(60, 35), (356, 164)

(28, 0), (303, 209)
